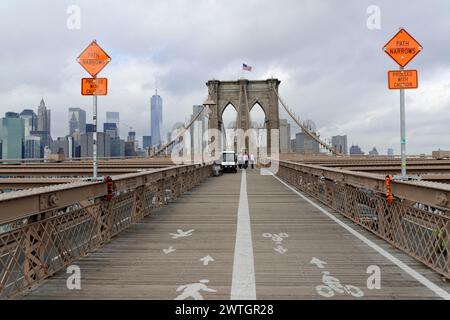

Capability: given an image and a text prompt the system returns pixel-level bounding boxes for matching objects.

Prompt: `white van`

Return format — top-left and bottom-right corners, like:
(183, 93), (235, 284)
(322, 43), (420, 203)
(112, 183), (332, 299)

(221, 151), (237, 173)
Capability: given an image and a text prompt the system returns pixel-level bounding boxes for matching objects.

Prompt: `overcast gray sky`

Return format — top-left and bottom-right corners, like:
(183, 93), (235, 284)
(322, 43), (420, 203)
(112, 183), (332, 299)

(1, 0), (449, 154)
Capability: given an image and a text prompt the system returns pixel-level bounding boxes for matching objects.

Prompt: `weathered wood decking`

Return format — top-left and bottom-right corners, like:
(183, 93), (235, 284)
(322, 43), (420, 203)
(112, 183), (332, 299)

(20, 169), (450, 299)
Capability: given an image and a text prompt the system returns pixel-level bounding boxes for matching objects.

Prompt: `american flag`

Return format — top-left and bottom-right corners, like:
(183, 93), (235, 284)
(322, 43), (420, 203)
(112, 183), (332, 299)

(242, 63), (252, 71)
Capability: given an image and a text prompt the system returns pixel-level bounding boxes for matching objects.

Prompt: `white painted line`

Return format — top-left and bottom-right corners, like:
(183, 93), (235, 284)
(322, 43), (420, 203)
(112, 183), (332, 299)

(231, 169), (257, 300)
(270, 172), (450, 300)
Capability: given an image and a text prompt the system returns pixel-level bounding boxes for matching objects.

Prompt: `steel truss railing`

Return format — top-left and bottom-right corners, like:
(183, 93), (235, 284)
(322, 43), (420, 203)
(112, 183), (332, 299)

(275, 160), (450, 279)
(0, 164), (211, 299)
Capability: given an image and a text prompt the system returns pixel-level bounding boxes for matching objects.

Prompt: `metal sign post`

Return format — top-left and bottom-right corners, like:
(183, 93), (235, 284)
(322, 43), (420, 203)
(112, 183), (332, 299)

(383, 28), (422, 179)
(77, 40), (111, 180)
(93, 95), (98, 178)
(399, 67), (406, 177)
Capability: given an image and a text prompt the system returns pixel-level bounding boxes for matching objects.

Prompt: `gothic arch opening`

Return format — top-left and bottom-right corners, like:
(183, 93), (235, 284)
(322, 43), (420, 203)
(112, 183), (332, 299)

(249, 102), (267, 156)
(249, 102), (266, 129)
(221, 103), (238, 151)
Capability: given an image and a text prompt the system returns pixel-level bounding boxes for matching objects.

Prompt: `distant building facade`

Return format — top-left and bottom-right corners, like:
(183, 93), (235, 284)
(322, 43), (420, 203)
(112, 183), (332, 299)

(103, 122), (119, 139)
(68, 107), (86, 135)
(80, 132), (111, 158)
(143, 136), (152, 149)
(190, 105), (207, 159)
(20, 109), (37, 137)
(0, 112), (24, 160)
(349, 144), (364, 155)
(151, 90), (163, 148)
(332, 135), (348, 155)
(24, 136), (40, 159)
(368, 147), (379, 156)
(36, 98), (52, 155)
(294, 132), (320, 154)
(85, 123), (96, 133)
(106, 112), (120, 137)
(37, 98), (51, 134)
(111, 137), (125, 157)
(279, 119), (291, 153)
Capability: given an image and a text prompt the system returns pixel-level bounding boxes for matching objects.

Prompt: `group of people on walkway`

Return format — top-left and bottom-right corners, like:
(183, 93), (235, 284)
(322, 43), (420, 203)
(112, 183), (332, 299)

(237, 152), (255, 169)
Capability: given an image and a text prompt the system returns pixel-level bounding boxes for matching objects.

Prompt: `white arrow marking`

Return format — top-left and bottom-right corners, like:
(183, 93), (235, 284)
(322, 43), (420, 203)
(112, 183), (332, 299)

(199, 255), (215, 266)
(163, 246), (176, 254)
(170, 229), (195, 239)
(310, 257), (327, 269)
(274, 246), (288, 254)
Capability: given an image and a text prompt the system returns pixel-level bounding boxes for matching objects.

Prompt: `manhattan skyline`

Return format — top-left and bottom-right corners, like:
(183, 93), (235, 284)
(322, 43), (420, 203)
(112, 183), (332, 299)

(1, 1), (450, 154)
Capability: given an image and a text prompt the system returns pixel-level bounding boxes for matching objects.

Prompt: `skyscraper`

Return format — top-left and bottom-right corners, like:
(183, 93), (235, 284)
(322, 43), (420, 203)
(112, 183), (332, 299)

(68, 108), (86, 135)
(20, 109), (37, 137)
(36, 98), (52, 154)
(143, 136), (152, 149)
(37, 98), (51, 134)
(151, 89), (163, 148)
(0, 112), (24, 160)
(24, 136), (40, 159)
(294, 132), (320, 154)
(106, 111), (120, 136)
(332, 135), (348, 155)
(190, 105), (206, 159)
(103, 123), (119, 139)
(350, 144), (364, 155)
(279, 119), (291, 153)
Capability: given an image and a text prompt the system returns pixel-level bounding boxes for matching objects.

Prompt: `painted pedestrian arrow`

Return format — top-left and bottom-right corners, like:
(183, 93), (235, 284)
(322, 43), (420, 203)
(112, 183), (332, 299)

(199, 255), (214, 266)
(274, 246), (288, 254)
(163, 246), (176, 254)
(310, 257), (327, 269)
(170, 229), (195, 239)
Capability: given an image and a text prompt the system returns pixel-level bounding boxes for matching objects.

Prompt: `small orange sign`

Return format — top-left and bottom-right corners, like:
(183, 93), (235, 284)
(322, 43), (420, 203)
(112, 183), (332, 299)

(77, 40), (111, 77)
(81, 78), (108, 95)
(383, 28), (422, 67)
(388, 70), (418, 90)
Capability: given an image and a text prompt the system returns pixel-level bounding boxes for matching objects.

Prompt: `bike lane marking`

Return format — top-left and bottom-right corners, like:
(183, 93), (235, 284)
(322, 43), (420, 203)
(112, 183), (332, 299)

(230, 169), (257, 300)
(270, 172), (450, 300)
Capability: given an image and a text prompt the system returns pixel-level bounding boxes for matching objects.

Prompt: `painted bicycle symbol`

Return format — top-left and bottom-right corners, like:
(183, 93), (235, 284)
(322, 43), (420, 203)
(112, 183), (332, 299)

(316, 271), (364, 298)
(262, 232), (288, 244)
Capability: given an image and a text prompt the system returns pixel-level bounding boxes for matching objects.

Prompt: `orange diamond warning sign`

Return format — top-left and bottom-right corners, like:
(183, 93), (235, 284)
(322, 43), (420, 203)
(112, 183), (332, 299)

(383, 28), (422, 67)
(77, 40), (111, 77)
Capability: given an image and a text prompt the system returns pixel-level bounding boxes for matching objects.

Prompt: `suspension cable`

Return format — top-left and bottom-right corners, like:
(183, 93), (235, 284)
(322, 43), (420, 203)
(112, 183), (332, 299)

(150, 105), (206, 157)
(271, 86), (340, 155)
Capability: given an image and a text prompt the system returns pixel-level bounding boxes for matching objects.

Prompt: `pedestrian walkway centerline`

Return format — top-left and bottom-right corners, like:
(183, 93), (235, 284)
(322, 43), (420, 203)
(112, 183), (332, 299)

(230, 169), (257, 300)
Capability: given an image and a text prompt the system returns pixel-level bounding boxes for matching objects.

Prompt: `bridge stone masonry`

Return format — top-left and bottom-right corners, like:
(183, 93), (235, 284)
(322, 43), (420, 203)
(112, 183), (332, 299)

(0, 156), (449, 300)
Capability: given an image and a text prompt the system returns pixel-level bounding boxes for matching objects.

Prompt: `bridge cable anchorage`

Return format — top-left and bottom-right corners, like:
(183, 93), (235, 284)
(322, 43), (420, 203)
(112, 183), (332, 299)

(151, 105), (206, 158)
(271, 86), (341, 155)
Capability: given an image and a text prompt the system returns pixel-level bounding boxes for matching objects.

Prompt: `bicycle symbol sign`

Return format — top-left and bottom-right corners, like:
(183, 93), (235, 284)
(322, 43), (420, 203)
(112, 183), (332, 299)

(262, 233), (288, 244)
(316, 271), (364, 298)
(262, 232), (289, 254)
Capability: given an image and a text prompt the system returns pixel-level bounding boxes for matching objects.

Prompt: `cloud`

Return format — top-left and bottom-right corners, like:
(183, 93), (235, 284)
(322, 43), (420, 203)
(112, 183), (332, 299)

(0, 0), (449, 154)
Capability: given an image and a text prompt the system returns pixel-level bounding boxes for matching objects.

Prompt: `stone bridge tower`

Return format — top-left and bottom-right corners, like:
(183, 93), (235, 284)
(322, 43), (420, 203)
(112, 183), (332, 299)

(206, 78), (280, 154)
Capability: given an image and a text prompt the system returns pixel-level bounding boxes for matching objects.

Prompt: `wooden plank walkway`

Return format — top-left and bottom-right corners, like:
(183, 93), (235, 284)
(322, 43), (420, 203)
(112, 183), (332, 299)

(19, 169), (450, 299)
